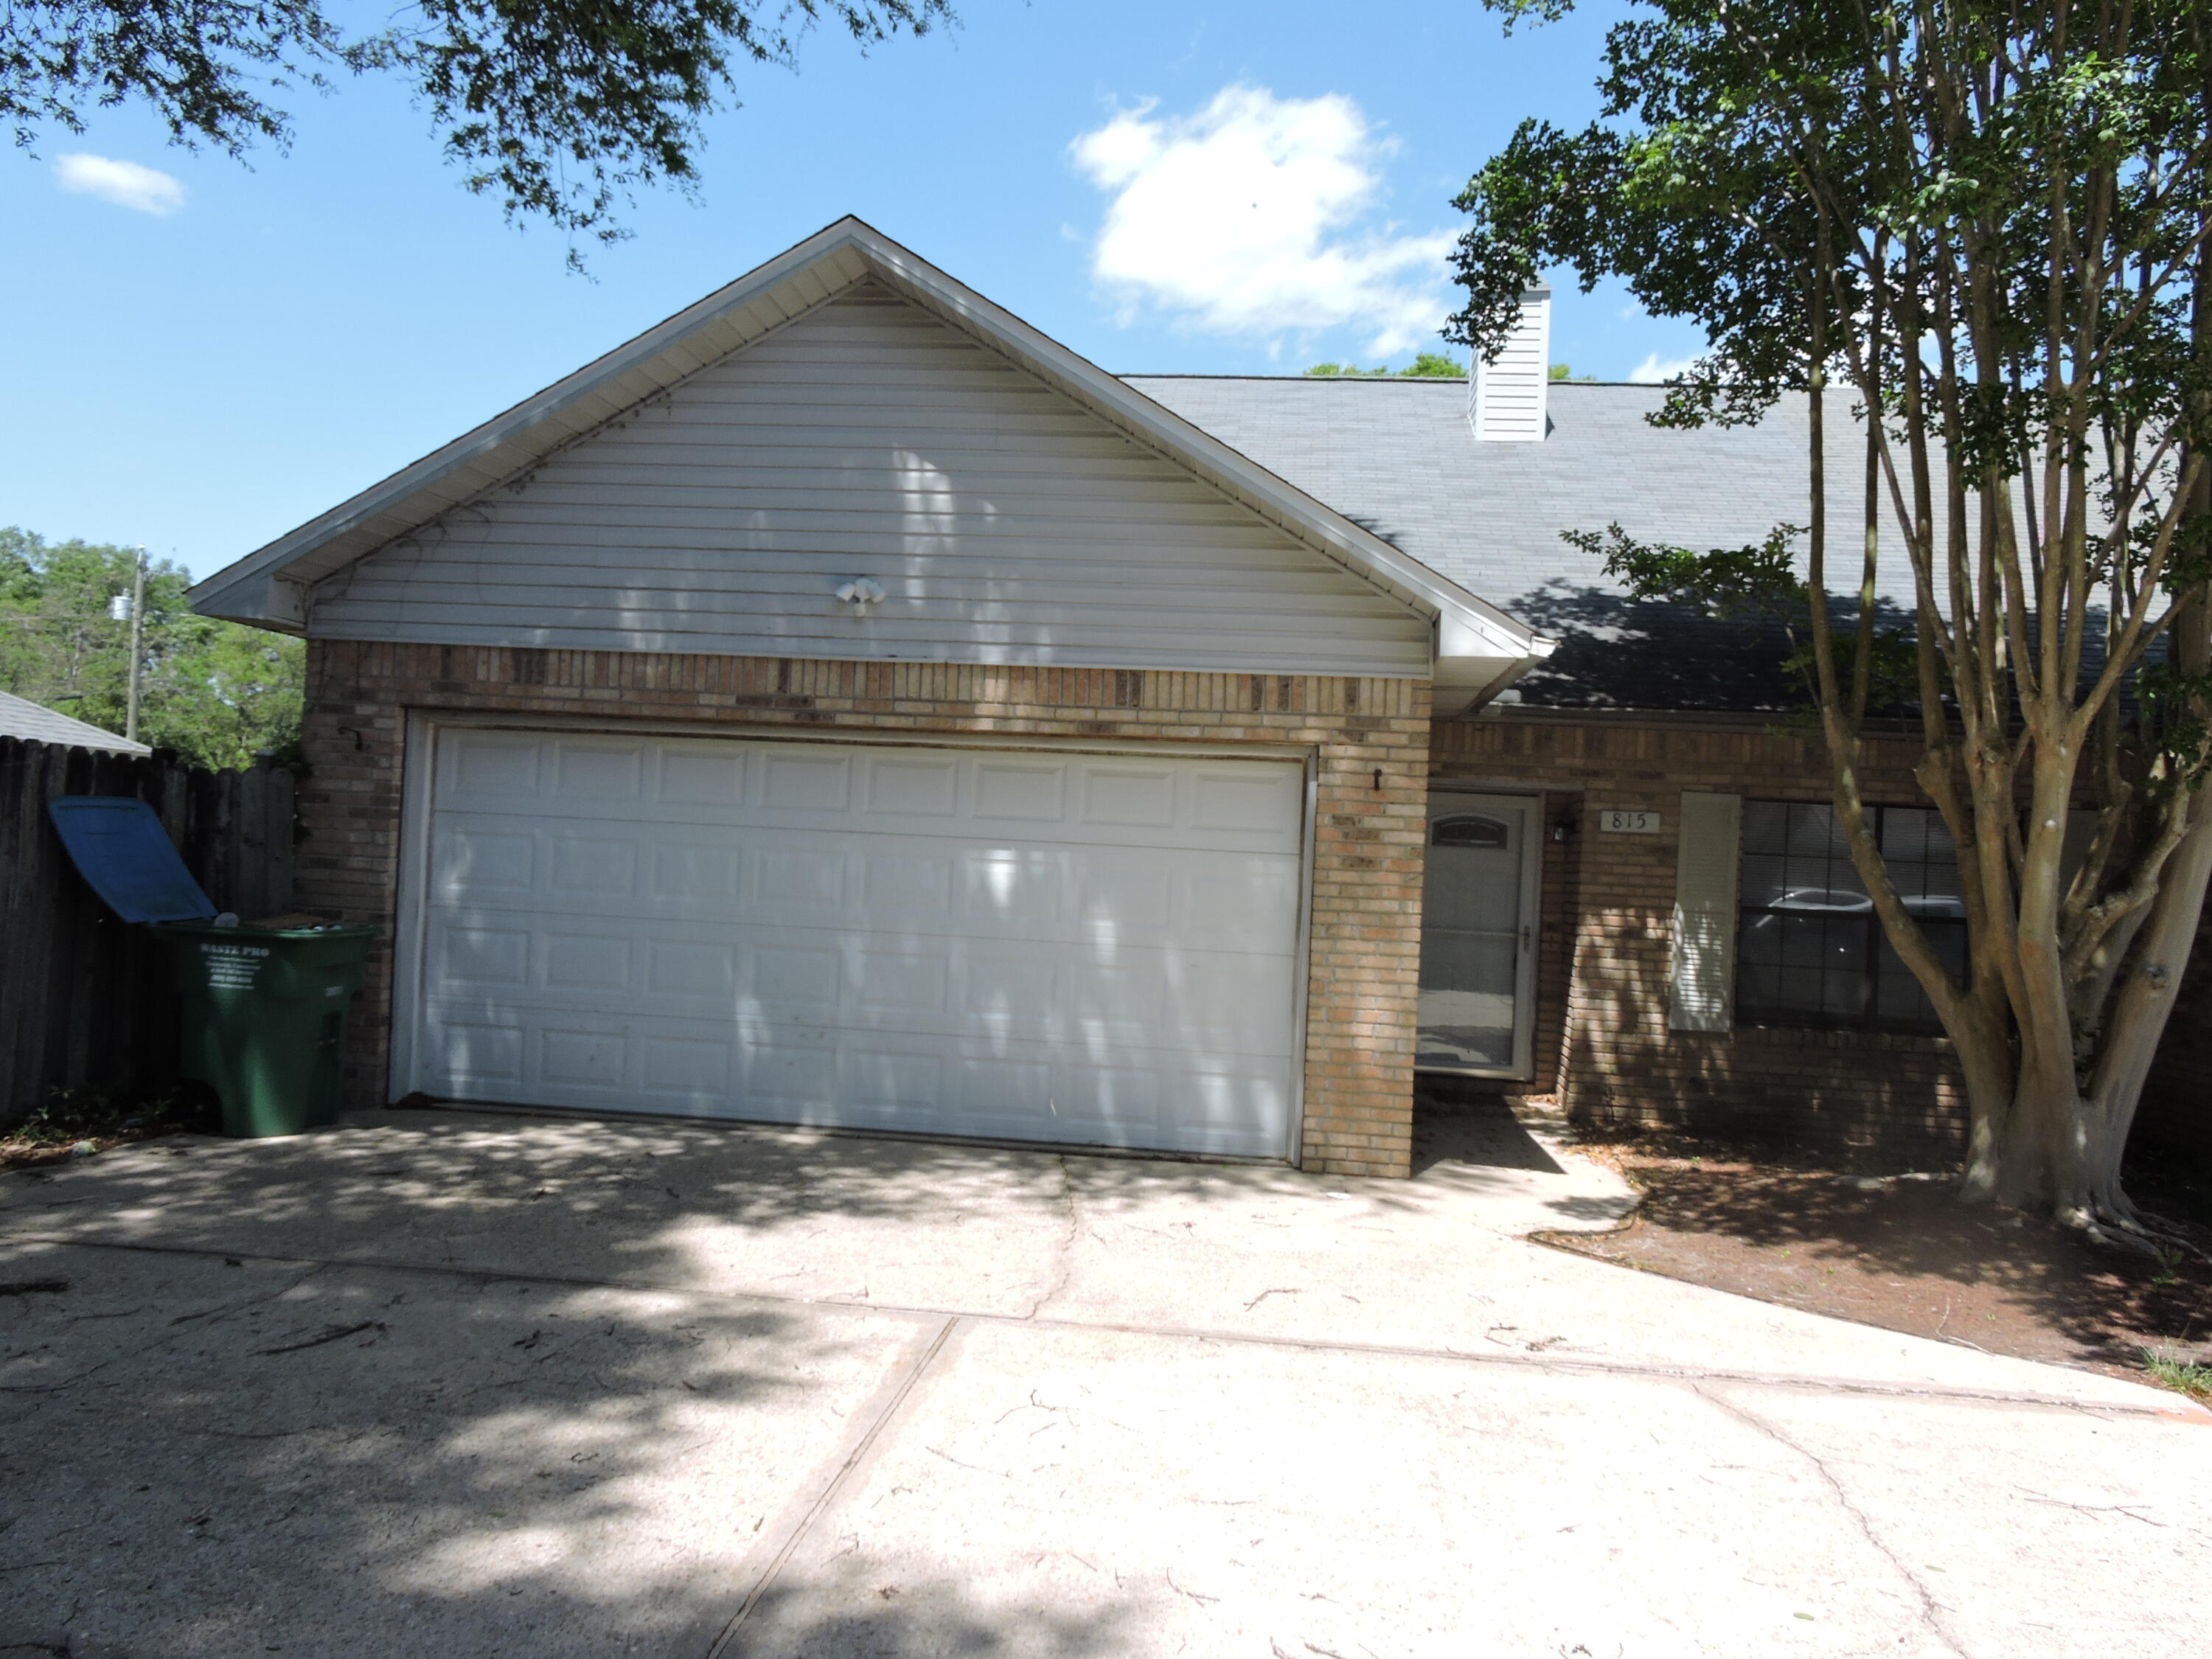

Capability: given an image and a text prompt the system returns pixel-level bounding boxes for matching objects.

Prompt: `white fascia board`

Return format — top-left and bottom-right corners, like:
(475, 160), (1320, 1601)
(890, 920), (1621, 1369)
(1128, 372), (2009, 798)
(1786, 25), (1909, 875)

(1432, 650), (1548, 717)
(191, 216), (1550, 673)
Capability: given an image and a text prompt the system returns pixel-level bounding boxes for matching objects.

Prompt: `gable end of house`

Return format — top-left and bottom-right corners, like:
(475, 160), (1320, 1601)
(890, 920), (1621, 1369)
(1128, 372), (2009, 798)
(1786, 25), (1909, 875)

(300, 283), (1439, 678)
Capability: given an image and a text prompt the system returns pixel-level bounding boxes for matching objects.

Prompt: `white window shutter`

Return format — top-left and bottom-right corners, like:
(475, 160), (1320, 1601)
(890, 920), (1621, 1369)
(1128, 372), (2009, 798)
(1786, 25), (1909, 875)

(1669, 791), (1743, 1032)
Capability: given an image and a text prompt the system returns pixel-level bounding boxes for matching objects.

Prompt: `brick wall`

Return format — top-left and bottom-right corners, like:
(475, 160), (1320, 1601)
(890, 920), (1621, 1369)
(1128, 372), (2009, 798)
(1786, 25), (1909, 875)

(300, 641), (1431, 1177)
(1430, 712), (1968, 1159)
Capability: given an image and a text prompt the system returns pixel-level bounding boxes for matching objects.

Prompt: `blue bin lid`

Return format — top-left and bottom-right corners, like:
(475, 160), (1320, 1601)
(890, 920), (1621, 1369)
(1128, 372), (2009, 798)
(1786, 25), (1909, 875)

(47, 796), (218, 924)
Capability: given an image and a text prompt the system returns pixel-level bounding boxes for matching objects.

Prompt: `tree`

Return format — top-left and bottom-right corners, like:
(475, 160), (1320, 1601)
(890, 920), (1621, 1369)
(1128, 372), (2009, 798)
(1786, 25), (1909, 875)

(3, 0), (952, 255)
(0, 528), (303, 770)
(1448, 0), (2212, 1235)
(1303, 352), (1469, 377)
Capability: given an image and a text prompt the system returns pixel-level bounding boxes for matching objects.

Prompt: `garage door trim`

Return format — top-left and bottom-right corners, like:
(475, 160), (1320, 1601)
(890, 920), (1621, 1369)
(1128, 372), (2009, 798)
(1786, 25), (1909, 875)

(387, 711), (1318, 1162)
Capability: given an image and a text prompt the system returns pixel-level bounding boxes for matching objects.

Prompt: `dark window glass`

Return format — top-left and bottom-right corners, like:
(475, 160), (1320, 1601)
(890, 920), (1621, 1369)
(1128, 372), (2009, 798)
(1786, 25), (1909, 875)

(1433, 814), (1509, 849)
(1736, 801), (1963, 1034)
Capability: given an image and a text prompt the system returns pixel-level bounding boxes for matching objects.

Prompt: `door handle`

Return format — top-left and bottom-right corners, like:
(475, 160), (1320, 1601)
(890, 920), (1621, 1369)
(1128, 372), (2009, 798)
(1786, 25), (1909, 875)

(1520, 923), (1532, 953)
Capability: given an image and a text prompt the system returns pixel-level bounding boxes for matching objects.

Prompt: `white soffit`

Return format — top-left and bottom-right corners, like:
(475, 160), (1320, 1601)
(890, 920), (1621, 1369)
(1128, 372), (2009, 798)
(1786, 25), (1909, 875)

(189, 217), (1548, 671)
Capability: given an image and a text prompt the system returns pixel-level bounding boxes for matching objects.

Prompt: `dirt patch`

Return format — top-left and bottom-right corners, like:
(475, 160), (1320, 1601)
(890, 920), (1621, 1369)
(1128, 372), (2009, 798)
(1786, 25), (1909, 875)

(1535, 1133), (2212, 1397)
(0, 1085), (217, 1173)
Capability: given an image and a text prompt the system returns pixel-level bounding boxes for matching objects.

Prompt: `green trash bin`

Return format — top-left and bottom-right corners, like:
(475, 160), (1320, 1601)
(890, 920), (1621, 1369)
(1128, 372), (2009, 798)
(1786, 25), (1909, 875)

(150, 920), (380, 1138)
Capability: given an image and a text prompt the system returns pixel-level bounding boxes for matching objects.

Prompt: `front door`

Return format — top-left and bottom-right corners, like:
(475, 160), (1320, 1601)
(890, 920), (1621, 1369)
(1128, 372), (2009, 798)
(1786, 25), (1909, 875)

(1416, 791), (1539, 1076)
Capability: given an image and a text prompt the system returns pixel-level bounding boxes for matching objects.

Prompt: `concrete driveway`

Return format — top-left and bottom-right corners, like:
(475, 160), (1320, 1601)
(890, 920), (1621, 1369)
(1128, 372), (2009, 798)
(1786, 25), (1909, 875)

(1, 1105), (2204, 1658)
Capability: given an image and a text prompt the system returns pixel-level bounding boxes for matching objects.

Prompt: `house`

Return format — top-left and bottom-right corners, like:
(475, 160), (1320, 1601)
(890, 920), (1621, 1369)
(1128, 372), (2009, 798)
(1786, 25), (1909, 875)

(188, 218), (2034, 1176)
(0, 689), (151, 755)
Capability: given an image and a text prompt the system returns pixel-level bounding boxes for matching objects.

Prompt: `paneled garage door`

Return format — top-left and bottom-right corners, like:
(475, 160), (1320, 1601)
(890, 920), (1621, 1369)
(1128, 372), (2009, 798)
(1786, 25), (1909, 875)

(406, 728), (1307, 1157)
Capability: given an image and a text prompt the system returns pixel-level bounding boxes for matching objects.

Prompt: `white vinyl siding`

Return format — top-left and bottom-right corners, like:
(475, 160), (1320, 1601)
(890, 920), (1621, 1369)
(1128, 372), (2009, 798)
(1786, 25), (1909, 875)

(310, 287), (1430, 676)
(1668, 790), (1742, 1032)
(405, 728), (1306, 1158)
(1472, 288), (1551, 444)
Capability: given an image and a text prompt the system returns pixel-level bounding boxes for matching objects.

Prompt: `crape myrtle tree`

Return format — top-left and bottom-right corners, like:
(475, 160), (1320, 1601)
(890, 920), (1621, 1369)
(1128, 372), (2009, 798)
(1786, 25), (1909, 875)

(3, 0), (951, 254)
(1448, 0), (2212, 1234)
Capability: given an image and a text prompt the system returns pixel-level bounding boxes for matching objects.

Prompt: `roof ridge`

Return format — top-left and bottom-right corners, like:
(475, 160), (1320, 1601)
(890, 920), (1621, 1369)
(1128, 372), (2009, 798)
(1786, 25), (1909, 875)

(1118, 374), (1657, 387)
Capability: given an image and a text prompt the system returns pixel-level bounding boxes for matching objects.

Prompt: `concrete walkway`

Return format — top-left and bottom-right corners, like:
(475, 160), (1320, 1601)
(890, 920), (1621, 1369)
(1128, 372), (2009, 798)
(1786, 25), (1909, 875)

(1, 1106), (2204, 1658)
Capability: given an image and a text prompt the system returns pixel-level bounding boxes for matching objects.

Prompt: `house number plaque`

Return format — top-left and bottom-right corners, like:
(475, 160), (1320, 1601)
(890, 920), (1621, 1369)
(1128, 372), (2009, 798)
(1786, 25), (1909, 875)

(1599, 809), (1661, 834)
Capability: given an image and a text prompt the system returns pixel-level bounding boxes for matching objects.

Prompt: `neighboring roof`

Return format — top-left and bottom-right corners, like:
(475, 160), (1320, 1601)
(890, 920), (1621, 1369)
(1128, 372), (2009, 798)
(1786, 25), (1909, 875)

(189, 218), (1543, 676)
(0, 690), (151, 754)
(1125, 376), (1905, 712)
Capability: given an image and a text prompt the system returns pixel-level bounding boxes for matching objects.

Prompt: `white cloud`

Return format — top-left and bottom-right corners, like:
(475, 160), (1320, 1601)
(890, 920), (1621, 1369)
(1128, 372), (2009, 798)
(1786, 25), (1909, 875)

(1630, 352), (1699, 383)
(1071, 86), (1453, 355)
(55, 153), (186, 215)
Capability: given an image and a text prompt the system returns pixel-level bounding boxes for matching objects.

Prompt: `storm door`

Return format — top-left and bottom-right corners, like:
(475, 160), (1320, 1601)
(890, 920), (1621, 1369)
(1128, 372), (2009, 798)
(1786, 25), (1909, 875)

(1416, 792), (1540, 1077)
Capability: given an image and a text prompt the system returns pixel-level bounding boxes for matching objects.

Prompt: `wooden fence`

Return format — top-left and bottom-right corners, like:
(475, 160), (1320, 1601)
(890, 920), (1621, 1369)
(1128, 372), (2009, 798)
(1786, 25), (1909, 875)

(1, 737), (294, 1123)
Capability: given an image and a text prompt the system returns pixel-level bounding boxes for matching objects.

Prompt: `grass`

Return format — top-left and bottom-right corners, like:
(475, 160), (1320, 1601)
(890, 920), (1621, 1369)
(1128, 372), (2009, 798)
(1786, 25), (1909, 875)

(2142, 1350), (2212, 1403)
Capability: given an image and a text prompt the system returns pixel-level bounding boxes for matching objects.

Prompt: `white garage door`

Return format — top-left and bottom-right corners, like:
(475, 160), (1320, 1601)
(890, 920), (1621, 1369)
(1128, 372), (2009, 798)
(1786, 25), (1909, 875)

(407, 728), (1307, 1158)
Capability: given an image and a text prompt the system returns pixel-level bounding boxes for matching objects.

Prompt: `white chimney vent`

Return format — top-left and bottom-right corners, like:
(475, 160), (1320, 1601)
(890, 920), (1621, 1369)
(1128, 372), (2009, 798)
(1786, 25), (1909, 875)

(1472, 284), (1552, 442)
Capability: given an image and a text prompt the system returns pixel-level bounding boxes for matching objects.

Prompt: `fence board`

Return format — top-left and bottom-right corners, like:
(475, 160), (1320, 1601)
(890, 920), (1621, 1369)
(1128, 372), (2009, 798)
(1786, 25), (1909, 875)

(0, 740), (44, 1109)
(0, 738), (295, 1123)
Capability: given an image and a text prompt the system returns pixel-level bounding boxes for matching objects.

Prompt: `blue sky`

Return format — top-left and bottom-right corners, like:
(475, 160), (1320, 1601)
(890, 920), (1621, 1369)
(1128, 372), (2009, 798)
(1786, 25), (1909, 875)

(0, 0), (1703, 581)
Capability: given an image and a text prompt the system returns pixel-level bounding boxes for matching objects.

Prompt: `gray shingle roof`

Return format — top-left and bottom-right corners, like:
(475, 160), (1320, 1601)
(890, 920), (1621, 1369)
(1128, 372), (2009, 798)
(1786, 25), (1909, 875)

(0, 690), (151, 754)
(1124, 376), (1896, 712)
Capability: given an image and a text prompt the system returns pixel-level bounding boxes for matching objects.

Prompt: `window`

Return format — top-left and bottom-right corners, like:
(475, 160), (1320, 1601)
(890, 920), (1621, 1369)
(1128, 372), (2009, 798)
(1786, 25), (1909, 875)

(1433, 813), (1509, 849)
(1736, 801), (1966, 1034)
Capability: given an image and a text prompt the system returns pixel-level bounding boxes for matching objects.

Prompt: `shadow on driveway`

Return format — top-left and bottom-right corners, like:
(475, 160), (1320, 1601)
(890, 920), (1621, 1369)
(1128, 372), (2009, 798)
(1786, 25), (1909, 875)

(1408, 1095), (1566, 1178)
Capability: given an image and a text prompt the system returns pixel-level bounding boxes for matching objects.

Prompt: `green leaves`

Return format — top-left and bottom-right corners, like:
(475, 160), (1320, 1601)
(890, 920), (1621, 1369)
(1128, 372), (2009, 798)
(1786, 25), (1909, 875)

(4, 0), (953, 252)
(0, 528), (303, 771)
(1402, 350), (1468, 378)
(1302, 352), (1467, 378)
(2135, 659), (2212, 794)
(1458, 0), (2212, 1180)
(1, 0), (347, 154)
(1451, 0), (2212, 742)
(1568, 521), (1808, 620)
(1447, 119), (1614, 364)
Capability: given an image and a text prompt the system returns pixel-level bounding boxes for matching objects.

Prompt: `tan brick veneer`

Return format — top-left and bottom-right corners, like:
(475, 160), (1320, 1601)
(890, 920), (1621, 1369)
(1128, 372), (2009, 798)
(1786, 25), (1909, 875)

(1431, 712), (1969, 1158)
(301, 642), (1432, 1177)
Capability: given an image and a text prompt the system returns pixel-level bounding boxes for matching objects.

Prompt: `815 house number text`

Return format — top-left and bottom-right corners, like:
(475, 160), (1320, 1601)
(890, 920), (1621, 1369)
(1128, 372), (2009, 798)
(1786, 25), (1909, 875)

(1599, 810), (1660, 834)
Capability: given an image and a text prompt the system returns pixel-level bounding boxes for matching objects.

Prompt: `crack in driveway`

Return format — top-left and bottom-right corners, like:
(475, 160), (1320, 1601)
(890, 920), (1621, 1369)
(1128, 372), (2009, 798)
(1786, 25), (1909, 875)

(1697, 1382), (1972, 1658)
(1022, 1156), (1079, 1321)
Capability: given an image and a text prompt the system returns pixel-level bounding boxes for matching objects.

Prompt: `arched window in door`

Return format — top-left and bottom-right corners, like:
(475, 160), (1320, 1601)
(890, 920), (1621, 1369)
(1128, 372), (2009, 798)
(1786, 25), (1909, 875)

(1433, 814), (1509, 849)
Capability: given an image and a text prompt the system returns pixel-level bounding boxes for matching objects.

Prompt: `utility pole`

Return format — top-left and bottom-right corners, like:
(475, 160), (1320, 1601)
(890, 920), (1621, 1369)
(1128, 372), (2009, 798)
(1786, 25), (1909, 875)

(124, 547), (147, 745)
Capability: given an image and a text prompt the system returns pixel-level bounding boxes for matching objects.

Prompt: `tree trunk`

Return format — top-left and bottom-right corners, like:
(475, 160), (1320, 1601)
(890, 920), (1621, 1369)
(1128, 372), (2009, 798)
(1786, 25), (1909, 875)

(1955, 799), (2212, 1227)
(1954, 1002), (2018, 1203)
(2071, 801), (2212, 1230)
(1983, 1058), (2081, 1212)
